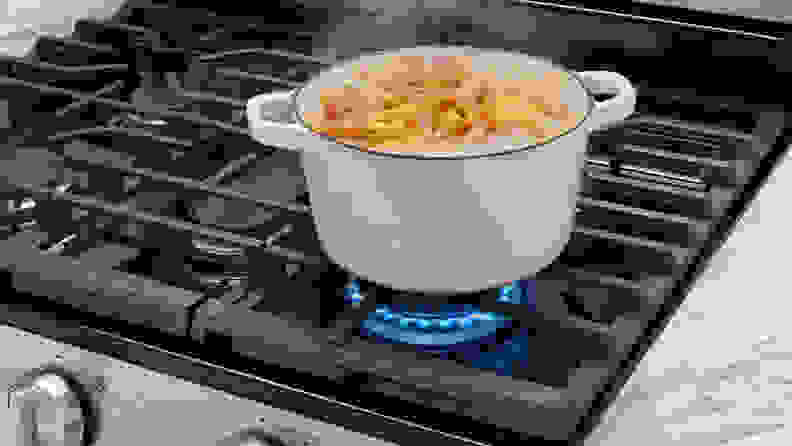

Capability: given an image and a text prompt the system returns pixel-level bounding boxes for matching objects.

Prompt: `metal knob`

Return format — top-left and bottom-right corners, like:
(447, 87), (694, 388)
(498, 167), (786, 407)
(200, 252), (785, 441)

(9, 369), (88, 446)
(216, 428), (288, 446)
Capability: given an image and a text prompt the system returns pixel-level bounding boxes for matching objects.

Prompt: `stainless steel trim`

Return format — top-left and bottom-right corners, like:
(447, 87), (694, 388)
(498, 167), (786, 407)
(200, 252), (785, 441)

(511, 1), (782, 41)
(88, 327), (494, 446)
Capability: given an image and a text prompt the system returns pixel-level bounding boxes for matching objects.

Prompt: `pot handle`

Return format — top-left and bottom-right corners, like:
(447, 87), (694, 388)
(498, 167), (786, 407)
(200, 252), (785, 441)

(576, 71), (637, 133)
(246, 90), (317, 153)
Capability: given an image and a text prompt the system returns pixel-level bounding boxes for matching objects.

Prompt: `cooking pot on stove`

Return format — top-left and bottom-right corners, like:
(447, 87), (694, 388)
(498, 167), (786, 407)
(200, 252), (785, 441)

(246, 46), (636, 293)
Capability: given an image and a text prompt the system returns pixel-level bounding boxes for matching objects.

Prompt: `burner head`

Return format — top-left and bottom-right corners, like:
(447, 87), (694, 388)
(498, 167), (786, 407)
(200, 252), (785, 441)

(345, 278), (536, 348)
(188, 199), (275, 259)
(184, 151), (307, 289)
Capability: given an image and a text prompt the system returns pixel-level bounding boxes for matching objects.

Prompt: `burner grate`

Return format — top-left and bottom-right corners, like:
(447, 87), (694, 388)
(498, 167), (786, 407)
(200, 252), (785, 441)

(0, 10), (772, 373)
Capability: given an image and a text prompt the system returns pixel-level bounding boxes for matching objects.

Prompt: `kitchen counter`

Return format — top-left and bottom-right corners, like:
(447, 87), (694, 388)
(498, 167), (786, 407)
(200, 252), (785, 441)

(582, 4), (792, 444)
(2, 1), (792, 445)
(585, 149), (792, 445)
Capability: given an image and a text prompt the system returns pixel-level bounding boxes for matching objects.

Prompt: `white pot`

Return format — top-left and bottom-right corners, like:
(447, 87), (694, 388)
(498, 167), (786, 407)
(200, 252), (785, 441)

(246, 46), (637, 293)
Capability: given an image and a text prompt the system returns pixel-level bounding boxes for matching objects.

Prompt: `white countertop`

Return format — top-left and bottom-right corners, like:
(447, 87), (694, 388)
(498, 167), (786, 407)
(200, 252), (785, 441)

(3, 1), (792, 445)
(585, 147), (792, 445)
(585, 3), (792, 444)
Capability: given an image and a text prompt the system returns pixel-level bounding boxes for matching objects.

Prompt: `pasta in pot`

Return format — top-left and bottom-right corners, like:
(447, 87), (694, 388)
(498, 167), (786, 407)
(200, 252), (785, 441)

(304, 54), (582, 153)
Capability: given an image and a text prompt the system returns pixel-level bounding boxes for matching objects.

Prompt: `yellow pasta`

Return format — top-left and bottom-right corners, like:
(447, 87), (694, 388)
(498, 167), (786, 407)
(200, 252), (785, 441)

(306, 55), (580, 152)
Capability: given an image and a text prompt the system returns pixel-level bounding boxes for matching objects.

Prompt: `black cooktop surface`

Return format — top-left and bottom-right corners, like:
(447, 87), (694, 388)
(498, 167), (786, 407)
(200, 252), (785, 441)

(1, 1), (791, 445)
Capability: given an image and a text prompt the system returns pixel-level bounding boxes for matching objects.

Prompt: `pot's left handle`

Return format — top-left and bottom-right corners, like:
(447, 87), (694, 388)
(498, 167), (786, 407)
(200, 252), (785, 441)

(246, 90), (317, 153)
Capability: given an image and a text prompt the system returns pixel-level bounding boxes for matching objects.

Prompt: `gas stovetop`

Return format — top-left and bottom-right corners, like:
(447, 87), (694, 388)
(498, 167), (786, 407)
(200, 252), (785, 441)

(1, 1), (792, 445)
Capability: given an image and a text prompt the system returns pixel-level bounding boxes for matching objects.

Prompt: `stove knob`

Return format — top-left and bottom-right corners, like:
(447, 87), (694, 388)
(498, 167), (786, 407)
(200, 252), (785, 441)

(216, 428), (289, 446)
(8, 367), (93, 446)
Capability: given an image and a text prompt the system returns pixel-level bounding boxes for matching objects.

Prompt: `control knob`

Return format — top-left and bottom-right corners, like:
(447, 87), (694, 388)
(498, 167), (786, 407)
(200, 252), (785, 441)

(8, 365), (97, 446)
(216, 427), (288, 446)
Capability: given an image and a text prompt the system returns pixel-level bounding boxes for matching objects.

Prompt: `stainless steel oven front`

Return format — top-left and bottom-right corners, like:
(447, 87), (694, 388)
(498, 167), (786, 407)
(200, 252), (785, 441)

(0, 324), (397, 446)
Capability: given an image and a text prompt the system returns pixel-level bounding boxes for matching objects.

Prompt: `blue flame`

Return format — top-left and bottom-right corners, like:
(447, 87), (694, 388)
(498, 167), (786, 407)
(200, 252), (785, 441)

(498, 283), (515, 302)
(343, 279), (535, 347)
(345, 282), (364, 303)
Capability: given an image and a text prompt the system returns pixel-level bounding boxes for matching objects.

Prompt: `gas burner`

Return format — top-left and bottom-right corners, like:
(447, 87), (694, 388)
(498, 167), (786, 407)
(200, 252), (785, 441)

(112, 113), (168, 127)
(188, 150), (306, 254)
(190, 224), (293, 260)
(188, 198), (282, 257)
(145, 246), (247, 291)
(190, 263), (246, 288)
(345, 279), (536, 348)
(191, 237), (246, 257)
(186, 226), (294, 288)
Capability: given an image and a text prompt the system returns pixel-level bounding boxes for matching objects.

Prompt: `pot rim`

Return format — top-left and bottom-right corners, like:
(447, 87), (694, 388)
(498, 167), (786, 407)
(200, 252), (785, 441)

(291, 46), (596, 160)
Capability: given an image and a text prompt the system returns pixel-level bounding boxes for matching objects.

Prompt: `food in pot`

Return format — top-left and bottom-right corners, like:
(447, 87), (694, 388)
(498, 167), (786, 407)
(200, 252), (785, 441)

(303, 54), (582, 152)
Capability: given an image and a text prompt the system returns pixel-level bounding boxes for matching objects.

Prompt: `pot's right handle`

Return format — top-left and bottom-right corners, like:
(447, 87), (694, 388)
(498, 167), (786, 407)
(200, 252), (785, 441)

(246, 90), (316, 153)
(576, 71), (637, 133)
